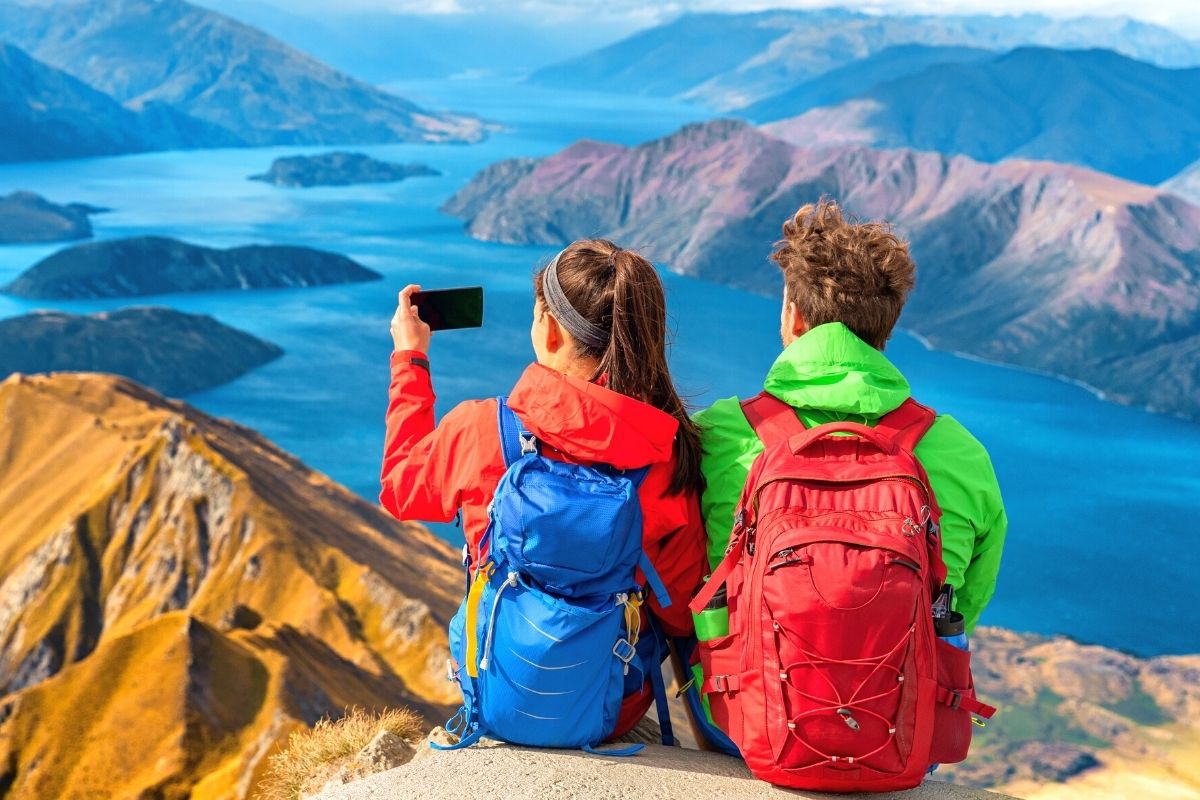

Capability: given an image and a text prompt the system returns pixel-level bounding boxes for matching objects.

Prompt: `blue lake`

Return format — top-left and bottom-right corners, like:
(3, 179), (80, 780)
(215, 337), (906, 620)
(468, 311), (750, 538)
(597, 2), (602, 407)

(1, 79), (1197, 657)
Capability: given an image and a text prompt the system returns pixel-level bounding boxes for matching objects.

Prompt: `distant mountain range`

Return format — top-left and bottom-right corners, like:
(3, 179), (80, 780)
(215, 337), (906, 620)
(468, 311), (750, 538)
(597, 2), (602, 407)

(0, 371), (461, 798)
(4, 236), (381, 299)
(741, 44), (996, 123)
(0, 42), (235, 161)
(529, 9), (1200, 110)
(193, 0), (626, 83)
(444, 120), (1200, 422)
(762, 48), (1200, 185)
(0, 190), (104, 243)
(0, 307), (282, 395)
(0, 0), (486, 156)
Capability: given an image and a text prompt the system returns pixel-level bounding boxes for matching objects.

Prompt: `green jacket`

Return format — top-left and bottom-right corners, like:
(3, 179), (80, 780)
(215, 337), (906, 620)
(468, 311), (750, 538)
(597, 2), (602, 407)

(694, 323), (1006, 632)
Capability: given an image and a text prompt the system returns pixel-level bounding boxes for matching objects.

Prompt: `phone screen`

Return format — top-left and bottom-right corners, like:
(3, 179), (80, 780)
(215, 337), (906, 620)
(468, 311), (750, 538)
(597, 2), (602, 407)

(411, 286), (484, 331)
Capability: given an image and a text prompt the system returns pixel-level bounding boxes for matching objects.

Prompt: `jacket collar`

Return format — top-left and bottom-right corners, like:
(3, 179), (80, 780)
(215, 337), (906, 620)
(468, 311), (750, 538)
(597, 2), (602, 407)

(763, 323), (910, 417)
(507, 363), (678, 468)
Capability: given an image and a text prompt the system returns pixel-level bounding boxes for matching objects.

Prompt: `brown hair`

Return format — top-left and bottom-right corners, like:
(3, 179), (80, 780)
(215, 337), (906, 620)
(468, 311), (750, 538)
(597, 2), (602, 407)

(771, 199), (915, 349)
(534, 239), (702, 496)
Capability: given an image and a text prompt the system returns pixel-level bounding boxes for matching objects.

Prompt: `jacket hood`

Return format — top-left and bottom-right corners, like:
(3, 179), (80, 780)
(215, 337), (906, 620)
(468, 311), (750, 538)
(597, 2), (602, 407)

(507, 363), (678, 468)
(763, 322), (911, 417)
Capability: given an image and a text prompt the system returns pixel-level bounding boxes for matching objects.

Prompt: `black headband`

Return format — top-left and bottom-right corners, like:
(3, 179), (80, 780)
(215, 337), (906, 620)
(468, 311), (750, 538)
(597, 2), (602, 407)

(541, 249), (610, 350)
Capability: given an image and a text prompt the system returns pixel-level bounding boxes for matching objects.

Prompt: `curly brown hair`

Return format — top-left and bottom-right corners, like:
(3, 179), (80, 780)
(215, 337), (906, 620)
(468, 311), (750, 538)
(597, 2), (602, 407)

(771, 199), (915, 349)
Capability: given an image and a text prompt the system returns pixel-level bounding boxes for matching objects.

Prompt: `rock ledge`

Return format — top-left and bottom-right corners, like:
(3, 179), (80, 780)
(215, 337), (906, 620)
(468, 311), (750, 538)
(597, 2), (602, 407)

(313, 740), (1014, 800)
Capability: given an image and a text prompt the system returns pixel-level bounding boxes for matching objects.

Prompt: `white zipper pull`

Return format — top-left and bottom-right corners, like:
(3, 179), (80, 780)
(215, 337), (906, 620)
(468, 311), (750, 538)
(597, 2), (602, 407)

(479, 571), (518, 671)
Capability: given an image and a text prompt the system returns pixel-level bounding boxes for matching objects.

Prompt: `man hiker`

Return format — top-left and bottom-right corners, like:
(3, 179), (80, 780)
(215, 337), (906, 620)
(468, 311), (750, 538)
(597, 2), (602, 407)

(695, 199), (1006, 635)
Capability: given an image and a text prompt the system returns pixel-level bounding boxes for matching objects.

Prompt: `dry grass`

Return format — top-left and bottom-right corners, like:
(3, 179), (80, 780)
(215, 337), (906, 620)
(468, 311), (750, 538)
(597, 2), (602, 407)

(257, 706), (423, 800)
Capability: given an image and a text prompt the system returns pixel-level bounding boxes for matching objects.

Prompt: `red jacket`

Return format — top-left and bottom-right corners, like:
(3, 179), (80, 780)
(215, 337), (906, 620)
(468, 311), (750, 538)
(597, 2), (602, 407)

(380, 351), (707, 732)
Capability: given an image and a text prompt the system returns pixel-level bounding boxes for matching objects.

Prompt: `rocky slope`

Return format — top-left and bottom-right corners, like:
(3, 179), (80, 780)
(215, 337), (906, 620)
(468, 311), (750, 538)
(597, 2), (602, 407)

(0, 42), (233, 162)
(250, 152), (440, 188)
(947, 628), (1200, 797)
(0, 372), (462, 798)
(528, 9), (1200, 109)
(3, 236), (381, 299)
(443, 120), (1200, 421)
(763, 48), (1200, 185)
(0, 307), (283, 395)
(0, 191), (104, 244)
(0, 0), (486, 147)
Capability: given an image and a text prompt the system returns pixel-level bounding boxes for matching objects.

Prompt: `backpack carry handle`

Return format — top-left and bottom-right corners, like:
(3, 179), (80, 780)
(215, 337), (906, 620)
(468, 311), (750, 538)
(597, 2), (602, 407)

(788, 422), (896, 457)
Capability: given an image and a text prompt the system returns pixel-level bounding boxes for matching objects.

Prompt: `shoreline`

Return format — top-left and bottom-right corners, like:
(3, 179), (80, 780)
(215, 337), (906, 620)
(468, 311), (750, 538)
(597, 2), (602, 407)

(899, 326), (1198, 425)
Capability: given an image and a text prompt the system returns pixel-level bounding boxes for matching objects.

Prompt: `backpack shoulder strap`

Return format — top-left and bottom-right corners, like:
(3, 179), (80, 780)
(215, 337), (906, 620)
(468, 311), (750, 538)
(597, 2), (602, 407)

(875, 398), (943, 521)
(873, 398), (936, 455)
(740, 391), (806, 448)
(496, 395), (539, 468)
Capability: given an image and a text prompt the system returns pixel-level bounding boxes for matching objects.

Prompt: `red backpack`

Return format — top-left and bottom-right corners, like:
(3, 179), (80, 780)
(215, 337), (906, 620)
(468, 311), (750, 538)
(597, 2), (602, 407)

(689, 393), (995, 792)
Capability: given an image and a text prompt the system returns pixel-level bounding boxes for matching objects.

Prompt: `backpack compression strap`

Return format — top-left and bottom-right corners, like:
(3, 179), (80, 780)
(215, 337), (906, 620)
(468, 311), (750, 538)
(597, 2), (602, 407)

(740, 391), (806, 447)
(497, 396), (539, 467)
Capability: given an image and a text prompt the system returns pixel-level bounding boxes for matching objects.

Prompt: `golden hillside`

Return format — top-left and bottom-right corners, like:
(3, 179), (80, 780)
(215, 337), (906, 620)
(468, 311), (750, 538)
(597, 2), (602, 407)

(0, 372), (462, 799)
(947, 628), (1200, 799)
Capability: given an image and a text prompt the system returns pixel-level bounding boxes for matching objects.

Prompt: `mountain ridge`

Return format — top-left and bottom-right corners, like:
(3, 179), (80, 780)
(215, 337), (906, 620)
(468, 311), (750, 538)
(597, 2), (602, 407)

(0, 41), (237, 162)
(443, 120), (1200, 422)
(528, 9), (1200, 109)
(0, 0), (487, 148)
(0, 371), (462, 798)
(742, 44), (996, 123)
(762, 47), (1200, 185)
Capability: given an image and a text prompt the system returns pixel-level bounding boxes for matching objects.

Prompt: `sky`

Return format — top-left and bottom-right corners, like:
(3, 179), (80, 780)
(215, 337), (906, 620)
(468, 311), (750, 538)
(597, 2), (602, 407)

(249, 0), (1200, 38)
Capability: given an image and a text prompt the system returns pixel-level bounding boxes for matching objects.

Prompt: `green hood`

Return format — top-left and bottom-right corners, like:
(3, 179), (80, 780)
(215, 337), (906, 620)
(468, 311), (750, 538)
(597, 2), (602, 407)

(763, 322), (910, 418)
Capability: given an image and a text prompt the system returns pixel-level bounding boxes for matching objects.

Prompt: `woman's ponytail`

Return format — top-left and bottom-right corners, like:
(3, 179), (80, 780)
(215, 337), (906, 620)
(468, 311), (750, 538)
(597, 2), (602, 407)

(535, 240), (703, 496)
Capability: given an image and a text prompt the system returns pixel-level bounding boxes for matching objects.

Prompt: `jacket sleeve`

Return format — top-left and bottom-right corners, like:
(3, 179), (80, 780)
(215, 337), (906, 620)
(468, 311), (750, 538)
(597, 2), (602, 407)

(957, 504), (1007, 633)
(694, 397), (763, 571)
(379, 350), (495, 524)
(638, 464), (708, 637)
(916, 415), (1007, 634)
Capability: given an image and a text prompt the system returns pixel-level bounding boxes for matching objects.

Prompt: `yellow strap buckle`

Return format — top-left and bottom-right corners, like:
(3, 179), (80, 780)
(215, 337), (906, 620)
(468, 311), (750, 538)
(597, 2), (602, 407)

(623, 591), (644, 647)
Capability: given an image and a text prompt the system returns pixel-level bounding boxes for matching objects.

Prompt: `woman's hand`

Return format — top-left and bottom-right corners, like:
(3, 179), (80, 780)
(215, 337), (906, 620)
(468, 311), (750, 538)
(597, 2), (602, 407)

(391, 284), (431, 354)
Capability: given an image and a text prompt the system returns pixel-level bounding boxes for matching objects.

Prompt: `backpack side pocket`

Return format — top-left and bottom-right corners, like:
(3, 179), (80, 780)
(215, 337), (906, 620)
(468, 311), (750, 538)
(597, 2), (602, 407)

(698, 632), (745, 745)
(929, 638), (975, 765)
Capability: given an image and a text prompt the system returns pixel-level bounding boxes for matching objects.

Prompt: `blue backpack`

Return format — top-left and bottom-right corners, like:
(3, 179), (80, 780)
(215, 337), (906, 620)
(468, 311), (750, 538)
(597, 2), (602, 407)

(436, 397), (674, 755)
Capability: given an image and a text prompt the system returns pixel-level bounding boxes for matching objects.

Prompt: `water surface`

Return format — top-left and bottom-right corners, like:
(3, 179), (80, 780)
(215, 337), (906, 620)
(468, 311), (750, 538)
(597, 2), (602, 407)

(1, 79), (1196, 656)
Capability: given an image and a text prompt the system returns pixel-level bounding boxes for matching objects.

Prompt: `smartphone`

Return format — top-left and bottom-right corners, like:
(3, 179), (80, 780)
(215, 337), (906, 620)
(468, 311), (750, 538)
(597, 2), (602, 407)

(411, 286), (484, 331)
